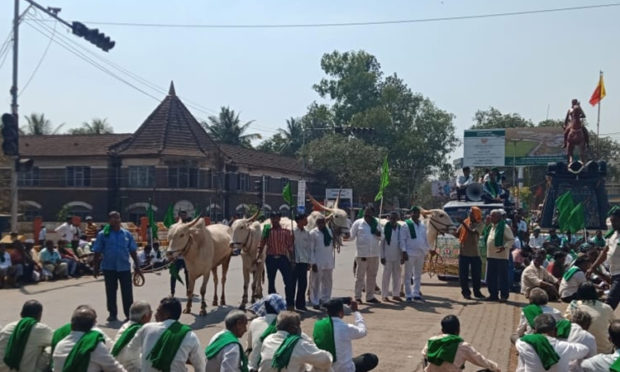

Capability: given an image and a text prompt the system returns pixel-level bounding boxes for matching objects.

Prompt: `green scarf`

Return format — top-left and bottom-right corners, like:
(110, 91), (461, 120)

(405, 219), (417, 239)
(320, 227), (332, 247)
(3, 317), (37, 370)
(204, 330), (248, 372)
(592, 236), (606, 247)
(63, 330), (105, 372)
(610, 355), (620, 372)
(384, 223), (395, 245)
(313, 317), (336, 361)
(606, 229), (616, 239)
(555, 319), (571, 339)
(147, 321), (192, 372)
(102, 224), (111, 236)
(520, 334), (560, 370)
(52, 323), (72, 353)
(485, 181), (500, 198)
(483, 220), (506, 247)
(272, 334), (301, 371)
(262, 224), (272, 239)
(522, 304), (543, 328)
(426, 334), (464, 366)
(260, 319), (277, 342)
(367, 218), (379, 235)
(112, 323), (142, 357)
(563, 266), (581, 281)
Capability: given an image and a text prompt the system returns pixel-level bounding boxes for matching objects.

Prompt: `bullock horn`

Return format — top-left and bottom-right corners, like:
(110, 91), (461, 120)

(248, 209), (260, 222)
(306, 193), (332, 212)
(334, 190), (341, 209)
(187, 216), (202, 228)
(420, 208), (432, 217)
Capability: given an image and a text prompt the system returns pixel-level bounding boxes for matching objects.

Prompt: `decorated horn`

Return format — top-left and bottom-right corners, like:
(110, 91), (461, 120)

(307, 192), (332, 212)
(333, 190), (342, 209)
(248, 209), (260, 222)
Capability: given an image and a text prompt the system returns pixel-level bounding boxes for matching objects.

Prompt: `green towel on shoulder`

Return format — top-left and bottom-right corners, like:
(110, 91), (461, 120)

(563, 266), (580, 281)
(426, 334), (464, 366)
(405, 219), (417, 239)
(52, 323), (72, 353)
(262, 224), (272, 239)
(367, 218), (379, 235)
(147, 321), (192, 372)
(112, 323), (142, 357)
(205, 330), (248, 372)
(260, 319), (277, 342)
(313, 317), (337, 361)
(522, 304), (543, 328)
(555, 319), (571, 339)
(272, 334), (301, 371)
(63, 330), (104, 372)
(520, 334), (560, 370)
(320, 227), (332, 247)
(610, 355), (620, 372)
(3, 317), (37, 370)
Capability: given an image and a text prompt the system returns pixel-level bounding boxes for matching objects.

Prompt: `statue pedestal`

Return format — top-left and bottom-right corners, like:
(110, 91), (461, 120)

(540, 160), (609, 230)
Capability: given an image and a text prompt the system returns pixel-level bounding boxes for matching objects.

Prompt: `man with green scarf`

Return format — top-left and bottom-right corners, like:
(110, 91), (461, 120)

(0, 300), (52, 372)
(400, 206), (430, 302)
(53, 305), (125, 371)
(349, 206), (382, 304)
(205, 310), (248, 372)
(112, 301), (152, 371)
(516, 313), (589, 371)
(481, 168), (503, 204)
(247, 294), (287, 372)
(380, 211), (405, 302)
(514, 288), (563, 339)
(559, 255), (589, 303)
(260, 311), (332, 371)
(422, 315), (499, 371)
(125, 297), (204, 371)
(309, 216), (336, 309)
(484, 209), (514, 302)
(587, 206), (620, 309)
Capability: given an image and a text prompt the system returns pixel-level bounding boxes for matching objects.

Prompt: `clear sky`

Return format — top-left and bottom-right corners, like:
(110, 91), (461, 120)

(1, 0), (619, 158)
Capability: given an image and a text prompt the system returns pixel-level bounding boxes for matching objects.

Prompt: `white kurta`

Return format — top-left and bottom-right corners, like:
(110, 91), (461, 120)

(0, 320), (53, 372)
(247, 314), (278, 371)
(400, 220), (429, 298)
(113, 321), (141, 372)
(515, 335), (589, 372)
(53, 331), (126, 372)
(381, 223), (403, 297)
(310, 227), (335, 305)
(259, 331), (332, 372)
(331, 312), (367, 372)
(205, 329), (243, 372)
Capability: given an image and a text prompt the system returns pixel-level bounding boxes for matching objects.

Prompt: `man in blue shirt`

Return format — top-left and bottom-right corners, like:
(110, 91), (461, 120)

(93, 211), (141, 322)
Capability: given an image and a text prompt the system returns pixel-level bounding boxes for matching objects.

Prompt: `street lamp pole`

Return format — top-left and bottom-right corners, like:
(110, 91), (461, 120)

(9, 0), (20, 232)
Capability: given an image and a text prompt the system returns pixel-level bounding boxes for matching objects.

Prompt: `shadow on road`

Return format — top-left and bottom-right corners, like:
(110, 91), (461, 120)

(18, 278), (103, 295)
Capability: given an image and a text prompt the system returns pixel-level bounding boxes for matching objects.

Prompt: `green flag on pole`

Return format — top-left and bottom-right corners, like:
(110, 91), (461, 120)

(194, 205), (201, 218)
(147, 202), (158, 239)
(163, 204), (175, 228)
(555, 191), (574, 232)
(282, 182), (294, 206)
(374, 155), (389, 202)
(567, 203), (585, 233)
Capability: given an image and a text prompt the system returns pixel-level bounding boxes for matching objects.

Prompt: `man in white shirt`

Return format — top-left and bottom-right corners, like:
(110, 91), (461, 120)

(314, 298), (378, 372)
(514, 288), (563, 338)
(292, 214), (312, 311)
(126, 297), (204, 372)
(559, 255), (589, 303)
(400, 206), (430, 301)
(310, 216), (335, 309)
(588, 206), (620, 309)
(260, 311), (332, 372)
(53, 305), (125, 372)
(381, 211), (405, 301)
(528, 226), (544, 250)
(349, 207), (382, 303)
(581, 319), (620, 371)
(521, 249), (560, 300)
(55, 216), (77, 243)
(112, 301), (152, 372)
(565, 310), (597, 359)
(455, 166), (473, 201)
(516, 313), (589, 372)
(247, 294), (288, 372)
(205, 310), (248, 372)
(0, 300), (53, 372)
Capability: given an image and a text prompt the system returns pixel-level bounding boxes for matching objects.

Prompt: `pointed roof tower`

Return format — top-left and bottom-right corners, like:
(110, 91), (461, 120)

(110, 81), (217, 157)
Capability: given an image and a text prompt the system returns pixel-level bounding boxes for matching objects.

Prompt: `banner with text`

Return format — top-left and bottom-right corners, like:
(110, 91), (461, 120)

(463, 129), (506, 167)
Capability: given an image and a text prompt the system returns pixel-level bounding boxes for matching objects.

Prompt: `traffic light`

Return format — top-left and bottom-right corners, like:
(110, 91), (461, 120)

(2, 113), (18, 156)
(72, 22), (115, 52)
(253, 179), (263, 201)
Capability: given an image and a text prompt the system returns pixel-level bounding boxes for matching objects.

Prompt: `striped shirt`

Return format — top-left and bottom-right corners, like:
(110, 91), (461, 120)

(263, 226), (293, 256)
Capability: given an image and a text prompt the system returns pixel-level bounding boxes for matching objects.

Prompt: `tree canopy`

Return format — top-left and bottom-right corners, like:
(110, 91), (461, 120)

(69, 118), (114, 135)
(23, 113), (64, 135)
(203, 106), (261, 148)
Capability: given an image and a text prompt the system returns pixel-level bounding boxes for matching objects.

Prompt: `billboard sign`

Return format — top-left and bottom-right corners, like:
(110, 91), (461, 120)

(463, 129), (505, 167)
(325, 188), (353, 200)
(504, 127), (564, 166)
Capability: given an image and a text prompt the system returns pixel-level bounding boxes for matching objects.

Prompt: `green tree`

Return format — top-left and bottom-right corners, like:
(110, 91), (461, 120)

(203, 106), (261, 148)
(471, 107), (533, 129)
(23, 113), (64, 135)
(69, 118), (114, 134)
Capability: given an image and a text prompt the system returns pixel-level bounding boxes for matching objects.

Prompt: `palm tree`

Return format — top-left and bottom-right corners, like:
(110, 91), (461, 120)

(202, 106), (261, 148)
(69, 118), (114, 134)
(276, 117), (304, 156)
(23, 113), (64, 135)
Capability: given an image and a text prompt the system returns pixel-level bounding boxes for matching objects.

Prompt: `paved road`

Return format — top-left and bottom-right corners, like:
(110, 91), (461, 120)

(1, 240), (530, 371)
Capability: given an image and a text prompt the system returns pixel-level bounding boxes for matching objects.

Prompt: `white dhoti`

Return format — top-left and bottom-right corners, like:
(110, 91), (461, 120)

(310, 268), (333, 305)
(404, 254), (425, 298)
(381, 260), (401, 298)
(354, 256), (379, 301)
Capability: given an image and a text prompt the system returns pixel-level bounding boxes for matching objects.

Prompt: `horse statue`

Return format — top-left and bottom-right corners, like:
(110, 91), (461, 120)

(564, 100), (588, 163)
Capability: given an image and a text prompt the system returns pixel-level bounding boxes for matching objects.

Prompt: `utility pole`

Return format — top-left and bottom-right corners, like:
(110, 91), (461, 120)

(9, 0), (20, 232)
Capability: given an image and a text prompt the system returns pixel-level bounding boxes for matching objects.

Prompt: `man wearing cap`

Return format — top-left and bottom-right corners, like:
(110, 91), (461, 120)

(455, 167), (473, 201)
(588, 206), (620, 309)
(349, 206), (382, 304)
(246, 294), (287, 372)
(257, 211), (295, 308)
(482, 169), (503, 204)
(456, 207), (485, 300)
(400, 206), (430, 302)
(529, 226), (544, 250)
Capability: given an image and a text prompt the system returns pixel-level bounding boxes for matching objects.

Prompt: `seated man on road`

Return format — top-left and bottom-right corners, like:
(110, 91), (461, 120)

(260, 311), (332, 372)
(514, 288), (563, 339)
(521, 249), (559, 300)
(313, 298), (378, 372)
(126, 297), (204, 372)
(563, 310), (597, 359)
(559, 255), (590, 303)
(50, 305), (114, 354)
(247, 294), (287, 371)
(53, 305), (125, 371)
(515, 313), (589, 371)
(205, 310), (248, 372)
(39, 240), (69, 280)
(112, 301), (152, 372)
(422, 314), (500, 372)
(0, 243), (21, 288)
(529, 226), (544, 250)
(581, 319), (620, 371)
(0, 300), (53, 372)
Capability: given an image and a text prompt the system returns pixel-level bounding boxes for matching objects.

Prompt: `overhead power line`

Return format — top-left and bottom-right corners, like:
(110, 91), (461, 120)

(67, 3), (620, 29)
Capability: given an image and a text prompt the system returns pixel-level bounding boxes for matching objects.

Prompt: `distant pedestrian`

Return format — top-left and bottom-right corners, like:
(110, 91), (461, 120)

(55, 217), (76, 243)
(292, 214), (311, 311)
(400, 206), (430, 302)
(310, 215), (335, 309)
(350, 206), (382, 304)
(381, 211), (405, 301)
(92, 211), (141, 322)
(37, 225), (47, 246)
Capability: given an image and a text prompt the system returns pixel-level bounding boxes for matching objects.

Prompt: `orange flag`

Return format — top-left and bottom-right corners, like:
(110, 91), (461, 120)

(589, 74), (606, 106)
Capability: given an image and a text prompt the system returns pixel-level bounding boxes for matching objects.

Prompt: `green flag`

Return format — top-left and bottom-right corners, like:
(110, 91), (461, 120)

(567, 203), (585, 233)
(147, 202), (158, 239)
(374, 155), (389, 202)
(163, 204), (175, 228)
(555, 191), (574, 232)
(282, 182), (294, 206)
(194, 205), (201, 219)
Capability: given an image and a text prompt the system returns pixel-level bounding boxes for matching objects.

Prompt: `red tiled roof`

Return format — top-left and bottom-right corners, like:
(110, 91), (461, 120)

(218, 144), (305, 174)
(20, 133), (131, 157)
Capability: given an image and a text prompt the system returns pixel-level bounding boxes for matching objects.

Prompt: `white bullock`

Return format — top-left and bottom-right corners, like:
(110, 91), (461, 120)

(166, 217), (233, 315)
(230, 212), (265, 308)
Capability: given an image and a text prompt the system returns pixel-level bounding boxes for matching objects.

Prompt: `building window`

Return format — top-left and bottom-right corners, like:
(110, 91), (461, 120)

(128, 166), (154, 188)
(168, 167), (198, 188)
(237, 173), (250, 191)
(66, 166), (91, 187)
(18, 167), (39, 186)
